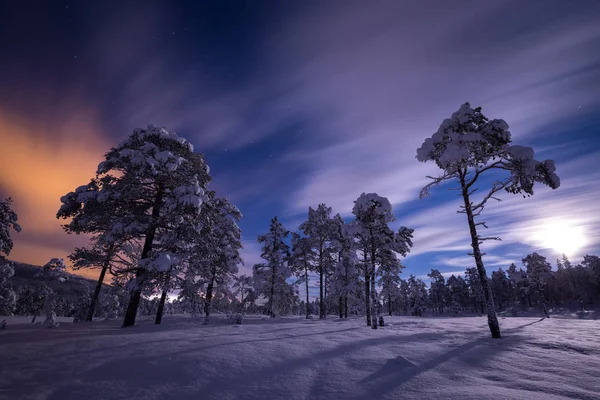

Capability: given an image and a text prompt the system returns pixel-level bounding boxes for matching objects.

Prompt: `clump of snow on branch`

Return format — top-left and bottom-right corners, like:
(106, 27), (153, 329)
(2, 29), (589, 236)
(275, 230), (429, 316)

(416, 102), (560, 198)
(0, 198), (22, 258)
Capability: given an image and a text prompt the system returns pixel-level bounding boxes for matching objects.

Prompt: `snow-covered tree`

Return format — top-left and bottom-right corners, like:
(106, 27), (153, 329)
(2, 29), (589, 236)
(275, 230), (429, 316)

(507, 263), (530, 310)
(0, 197), (21, 316)
(490, 268), (512, 312)
(416, 102), (560, 338)
(253, 217), (291, 317)
(232, 274), (253, 311)
(290, 233), (316, 318)
(177, 275), (204, 317)
(299, 204), (337, 319)
(378, 251), (404, 316)
(398, 278), (410, 315)
(34, 258), (69, 327)
(68, 237), (140, 321)
(523, 253), (552, 318)
(330, 214), (361, 319)
(193, 194), (242, 323)
(427, 269), (447, 314)
(0, 197), (22, 259)
(465, 267), (485, 314)
(57, 126), (210, 327)
(349, 193), (413, 327)
(0, 262), (17, 315)
(446, 274), (469, 315)
(407, 274), (427, 317)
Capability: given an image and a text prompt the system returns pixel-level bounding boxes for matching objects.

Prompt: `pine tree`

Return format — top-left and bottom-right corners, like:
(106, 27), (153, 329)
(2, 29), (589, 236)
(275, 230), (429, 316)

(407, 274), (427, 317)
(523, 253), (552, 318)
(417, 103), (560, 338)
(183, 193), (242, 324)
(398, 279), (410, 315)
(0, 197), (22, 258)
(57, 126), (210, 327)
(330, 214), (360, 319)
(0, 197), (21, 317)
(427, 269), (447, 314)
(349, 193), (413, 327)
(0, 262), (17, 316)
(290, 233), (316, 318)
(232, 274), (252, 312)
(299, 204), (336, 319)
(378, 252), (404, 316)
(254, 217), (291, 318)
(34, 258), (69, 327)
(490, 268), (511, 312)
(465, 267), (485, 314)
(446, 275), (469, 315)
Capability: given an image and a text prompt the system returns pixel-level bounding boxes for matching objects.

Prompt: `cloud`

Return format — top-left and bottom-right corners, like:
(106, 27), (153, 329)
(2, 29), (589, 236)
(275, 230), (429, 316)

(0, 109), (109, 269)
(400, 148), (600, 267)
(252, 0), (600, 219)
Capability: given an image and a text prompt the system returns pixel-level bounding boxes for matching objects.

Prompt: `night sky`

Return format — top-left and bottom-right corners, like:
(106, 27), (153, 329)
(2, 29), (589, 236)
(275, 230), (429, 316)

(1, 0), (599, 287)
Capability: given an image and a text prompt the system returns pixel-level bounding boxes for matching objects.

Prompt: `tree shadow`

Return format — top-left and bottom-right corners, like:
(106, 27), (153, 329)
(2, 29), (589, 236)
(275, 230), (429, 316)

(351, 319), (543, 399)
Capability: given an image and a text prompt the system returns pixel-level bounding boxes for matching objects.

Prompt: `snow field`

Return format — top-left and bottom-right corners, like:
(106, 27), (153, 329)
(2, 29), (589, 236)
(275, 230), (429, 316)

(1, 315), (599, 400)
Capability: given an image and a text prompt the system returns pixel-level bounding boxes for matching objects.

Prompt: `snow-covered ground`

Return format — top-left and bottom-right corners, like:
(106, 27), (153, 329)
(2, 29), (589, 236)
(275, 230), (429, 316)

(1, 315), (599, 400)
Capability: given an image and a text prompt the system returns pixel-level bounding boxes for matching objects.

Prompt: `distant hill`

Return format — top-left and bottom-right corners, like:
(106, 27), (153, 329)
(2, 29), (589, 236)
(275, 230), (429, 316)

(8, 260), (106, 295)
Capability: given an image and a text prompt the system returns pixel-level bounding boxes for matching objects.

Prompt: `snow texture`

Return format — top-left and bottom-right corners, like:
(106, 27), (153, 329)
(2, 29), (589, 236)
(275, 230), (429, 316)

(1, 315), (598, 400)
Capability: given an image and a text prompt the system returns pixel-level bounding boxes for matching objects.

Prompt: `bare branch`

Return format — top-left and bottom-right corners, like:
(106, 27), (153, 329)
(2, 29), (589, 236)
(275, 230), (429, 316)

(419, 171), (460, 198)
(471, 179), (511, 211)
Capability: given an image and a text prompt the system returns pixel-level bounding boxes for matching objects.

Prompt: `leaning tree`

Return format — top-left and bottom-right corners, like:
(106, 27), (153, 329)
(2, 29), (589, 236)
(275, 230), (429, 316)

(416, 102), (560, 338)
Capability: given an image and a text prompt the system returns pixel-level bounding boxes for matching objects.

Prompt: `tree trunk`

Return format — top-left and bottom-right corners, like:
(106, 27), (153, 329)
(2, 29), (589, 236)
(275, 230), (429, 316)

(155, 287), (169, 324)
(319, 245), (324, 319)
(344, 296), (348, 319)
(87, 254), (112, 322)
(370, 234), (378, 329)
(123, 189), (163, 328)
(371, 271), (378, 329)
(460, 174), (501, 339)
(269, 264), (276, 318)
(305, 265), (310, 318)
(537, 285), (550, 318)
(204, 269), (216, 321)
(365, 266), (371, 326)
(339, 296), (343, 318)
(388, 293), (392, 316)
(324, 273), (328, 317)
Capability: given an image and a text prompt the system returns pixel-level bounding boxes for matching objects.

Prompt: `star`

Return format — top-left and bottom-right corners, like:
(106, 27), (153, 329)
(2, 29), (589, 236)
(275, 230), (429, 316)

(73, 55), (77, 59)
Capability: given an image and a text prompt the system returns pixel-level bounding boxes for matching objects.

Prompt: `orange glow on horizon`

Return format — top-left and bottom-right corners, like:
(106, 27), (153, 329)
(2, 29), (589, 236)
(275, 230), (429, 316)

(0, 108), (111, 277)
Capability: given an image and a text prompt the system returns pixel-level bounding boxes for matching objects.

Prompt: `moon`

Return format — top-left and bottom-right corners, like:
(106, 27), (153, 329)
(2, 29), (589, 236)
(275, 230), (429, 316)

(534, 219), (587, 257)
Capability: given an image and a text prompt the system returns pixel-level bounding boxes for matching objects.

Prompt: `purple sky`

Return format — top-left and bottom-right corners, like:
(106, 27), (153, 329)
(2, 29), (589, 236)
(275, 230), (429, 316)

(0, 1), (599, 290)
